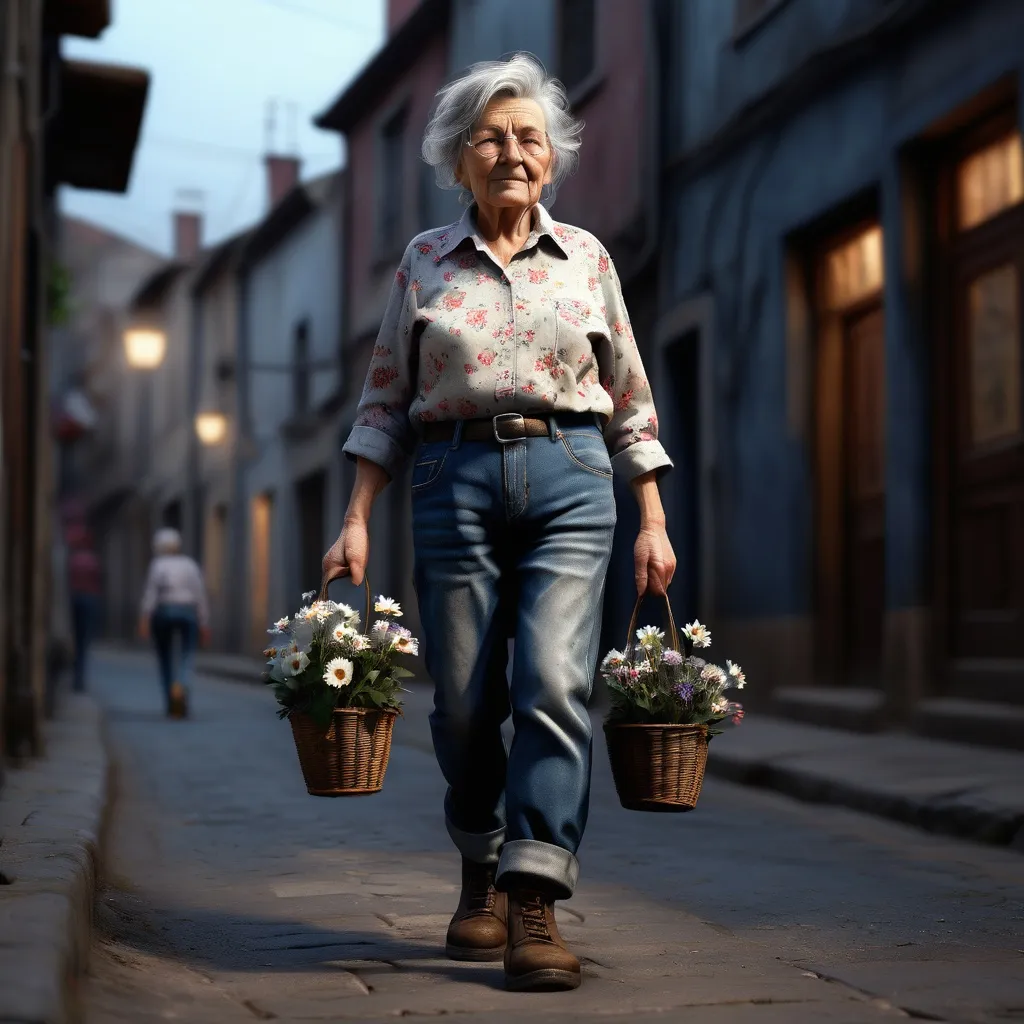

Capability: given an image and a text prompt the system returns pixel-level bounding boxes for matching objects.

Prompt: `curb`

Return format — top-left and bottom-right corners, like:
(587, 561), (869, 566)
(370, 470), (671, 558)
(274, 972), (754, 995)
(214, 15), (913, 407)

(706, 747), (1024, 850)
(0, 692), (110, 1024)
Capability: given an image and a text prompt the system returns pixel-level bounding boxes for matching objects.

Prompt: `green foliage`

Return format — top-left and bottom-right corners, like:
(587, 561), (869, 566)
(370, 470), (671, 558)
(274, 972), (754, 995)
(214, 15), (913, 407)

(47, 261), (73, 327)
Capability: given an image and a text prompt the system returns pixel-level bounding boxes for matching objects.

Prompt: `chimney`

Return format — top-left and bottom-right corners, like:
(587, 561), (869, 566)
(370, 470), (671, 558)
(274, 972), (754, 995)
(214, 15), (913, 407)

(265, 154), (301, 210)
(174, 210), (202, 261)
(387, 0), (421, 33)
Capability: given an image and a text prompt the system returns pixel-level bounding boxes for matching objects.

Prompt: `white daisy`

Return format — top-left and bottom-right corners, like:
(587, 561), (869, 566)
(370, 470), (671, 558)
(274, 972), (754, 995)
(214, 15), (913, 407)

(601, 649), (626, 671)
(349, 634), (371, 651)
(710, 699), (728, 715)
(301, 590), (316, 602)
(701, 664), (726, 685)
(374, 596), (402, 617)
(274, 616), (290, 630)
(295, 605), (311, 620)
(324, 657), (354, 688)
(394, 634), (419, 655)
(333, 602), (356, 621)
(636, 625), (664, 647)
(683, 620), (712, 648)
(282, 651), (310, 677)
(314, 601), (334, 622)
(726, 660), (746, 688)
(331, 622), (357, 643)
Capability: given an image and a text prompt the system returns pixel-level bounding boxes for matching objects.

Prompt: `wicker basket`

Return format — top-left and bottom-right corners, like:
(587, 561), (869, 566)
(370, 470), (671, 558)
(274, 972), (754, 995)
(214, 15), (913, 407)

(604, 590), (709, 811)
(289, 707), (398, 796)
(604, 721), (708, 812)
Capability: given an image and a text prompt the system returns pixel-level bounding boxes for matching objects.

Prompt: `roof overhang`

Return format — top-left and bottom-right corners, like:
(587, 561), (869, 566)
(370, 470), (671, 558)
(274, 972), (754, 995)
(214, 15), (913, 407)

(314, 0), (450, 133)
(45, 0), (111, 39)
(56, 60), (149, 193)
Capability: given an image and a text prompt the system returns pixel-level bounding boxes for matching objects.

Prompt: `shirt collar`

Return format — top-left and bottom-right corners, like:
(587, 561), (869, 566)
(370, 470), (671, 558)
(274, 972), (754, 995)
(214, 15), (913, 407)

(435, 203), (568, 260)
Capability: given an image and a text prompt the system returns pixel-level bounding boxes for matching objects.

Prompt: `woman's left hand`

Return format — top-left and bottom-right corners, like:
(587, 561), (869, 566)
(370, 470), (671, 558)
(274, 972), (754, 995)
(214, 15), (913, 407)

(634, 523), (677, 596)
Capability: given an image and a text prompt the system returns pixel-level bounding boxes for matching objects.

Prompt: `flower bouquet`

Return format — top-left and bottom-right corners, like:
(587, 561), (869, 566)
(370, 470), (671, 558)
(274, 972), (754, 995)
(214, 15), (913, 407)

(263, 578), (418, 796)
(601, 594), (746, 812)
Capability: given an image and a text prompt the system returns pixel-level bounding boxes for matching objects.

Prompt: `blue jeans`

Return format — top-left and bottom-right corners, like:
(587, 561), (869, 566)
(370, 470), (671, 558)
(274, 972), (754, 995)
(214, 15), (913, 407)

(151, 604), (199, 702)
(412, 413), (616, 899)
(71, 592), (100, 692)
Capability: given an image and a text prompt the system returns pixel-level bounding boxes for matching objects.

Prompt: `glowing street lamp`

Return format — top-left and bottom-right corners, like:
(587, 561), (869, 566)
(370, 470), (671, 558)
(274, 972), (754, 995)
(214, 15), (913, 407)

(123, 327), (166, 369)
(195, 411), (228, 446)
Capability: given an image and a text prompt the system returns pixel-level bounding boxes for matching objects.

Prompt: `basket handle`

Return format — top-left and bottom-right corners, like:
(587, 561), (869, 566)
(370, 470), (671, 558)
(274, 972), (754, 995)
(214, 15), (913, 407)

(319, 566), (372, 630)
(624, 590), (681, 657)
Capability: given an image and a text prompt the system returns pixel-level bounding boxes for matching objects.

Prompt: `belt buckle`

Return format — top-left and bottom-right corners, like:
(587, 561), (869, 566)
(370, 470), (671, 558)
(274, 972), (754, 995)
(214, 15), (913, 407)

(492, 412), (526, 443)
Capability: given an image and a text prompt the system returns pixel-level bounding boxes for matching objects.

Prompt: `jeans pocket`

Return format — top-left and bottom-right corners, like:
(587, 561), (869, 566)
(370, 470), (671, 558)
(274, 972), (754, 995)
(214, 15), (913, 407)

(557, 431), (613, 478)
(411, 451), (448, 492)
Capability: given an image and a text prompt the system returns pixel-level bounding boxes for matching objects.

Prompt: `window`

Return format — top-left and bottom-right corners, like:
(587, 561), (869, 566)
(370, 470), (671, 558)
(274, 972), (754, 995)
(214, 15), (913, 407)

(557, 0), (596, 94)
(967, 263), (1021, 446)
(824, 226), (884, 311)
(292, 319), (310, 415)
(378, 105), (408, 254)
(957, 131), (1024, 231)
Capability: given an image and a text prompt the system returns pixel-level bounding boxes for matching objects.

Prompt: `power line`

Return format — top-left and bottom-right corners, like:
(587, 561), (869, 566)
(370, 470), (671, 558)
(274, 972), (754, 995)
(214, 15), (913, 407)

(258, 0), (380, 33)
(143, 134), (337, 163)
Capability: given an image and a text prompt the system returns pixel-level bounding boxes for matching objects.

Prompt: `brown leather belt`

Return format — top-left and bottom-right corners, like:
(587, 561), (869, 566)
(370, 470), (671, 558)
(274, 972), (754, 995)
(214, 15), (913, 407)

(421, 412), (597, 444)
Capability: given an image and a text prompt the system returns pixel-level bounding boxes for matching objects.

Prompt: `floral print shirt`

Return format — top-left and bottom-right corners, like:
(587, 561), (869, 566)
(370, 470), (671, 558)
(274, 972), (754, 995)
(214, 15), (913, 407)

(343, 203), (672, 481)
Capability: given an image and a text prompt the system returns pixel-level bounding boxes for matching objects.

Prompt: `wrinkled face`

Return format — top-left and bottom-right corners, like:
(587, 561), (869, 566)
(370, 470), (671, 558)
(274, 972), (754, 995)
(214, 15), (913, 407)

(456, 96), (554, 211)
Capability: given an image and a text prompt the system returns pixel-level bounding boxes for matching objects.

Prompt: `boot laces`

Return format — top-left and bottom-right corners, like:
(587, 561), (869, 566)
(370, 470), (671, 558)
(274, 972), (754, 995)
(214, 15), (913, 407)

(519, 893), (551, 940)
(465, 866), (497, 913)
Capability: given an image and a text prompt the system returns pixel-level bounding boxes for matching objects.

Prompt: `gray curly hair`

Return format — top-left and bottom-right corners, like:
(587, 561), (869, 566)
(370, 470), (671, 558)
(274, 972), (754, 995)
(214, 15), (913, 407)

(421, 52), (584, 205)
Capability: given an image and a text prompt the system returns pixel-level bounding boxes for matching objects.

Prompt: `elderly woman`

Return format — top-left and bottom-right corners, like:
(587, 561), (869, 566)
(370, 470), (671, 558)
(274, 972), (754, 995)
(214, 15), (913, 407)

(323, 53), (675, 991)
(138, 528), (211, 718)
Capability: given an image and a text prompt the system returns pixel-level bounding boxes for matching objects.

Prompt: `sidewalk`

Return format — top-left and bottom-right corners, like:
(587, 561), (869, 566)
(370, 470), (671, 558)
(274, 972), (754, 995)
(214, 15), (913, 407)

(0, 691), (109, 1023)
(195, 648), (1024, 853)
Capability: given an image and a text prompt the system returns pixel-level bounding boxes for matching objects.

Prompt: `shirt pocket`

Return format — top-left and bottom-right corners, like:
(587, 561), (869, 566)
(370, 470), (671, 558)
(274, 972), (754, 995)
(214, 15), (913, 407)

(552, 301), (604, 375)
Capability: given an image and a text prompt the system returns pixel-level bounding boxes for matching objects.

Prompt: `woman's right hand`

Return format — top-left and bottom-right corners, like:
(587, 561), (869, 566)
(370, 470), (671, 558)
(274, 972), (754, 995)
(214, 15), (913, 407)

(323, 516), (370, 588)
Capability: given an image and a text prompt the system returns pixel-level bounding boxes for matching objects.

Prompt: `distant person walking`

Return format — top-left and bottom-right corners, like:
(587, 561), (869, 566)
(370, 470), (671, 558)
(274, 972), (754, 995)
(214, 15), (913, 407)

(67, 524), (102, 693)
(138, 528), (210, 718)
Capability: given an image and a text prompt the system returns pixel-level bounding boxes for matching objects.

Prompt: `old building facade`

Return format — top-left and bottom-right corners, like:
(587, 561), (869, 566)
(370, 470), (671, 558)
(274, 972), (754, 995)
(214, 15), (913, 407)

(664, 0), (1024, 742)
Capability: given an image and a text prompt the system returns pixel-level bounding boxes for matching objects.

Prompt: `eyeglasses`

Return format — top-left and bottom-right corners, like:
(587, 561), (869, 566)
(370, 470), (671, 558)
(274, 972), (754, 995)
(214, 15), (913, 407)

(465, 132), (549, 159)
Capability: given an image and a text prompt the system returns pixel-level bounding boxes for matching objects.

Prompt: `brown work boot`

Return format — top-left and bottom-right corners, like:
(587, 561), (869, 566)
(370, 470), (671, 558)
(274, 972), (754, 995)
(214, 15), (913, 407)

(504, 890), (581, 991)
(445, 858), (508, 961)
(167, 681), (188, 719)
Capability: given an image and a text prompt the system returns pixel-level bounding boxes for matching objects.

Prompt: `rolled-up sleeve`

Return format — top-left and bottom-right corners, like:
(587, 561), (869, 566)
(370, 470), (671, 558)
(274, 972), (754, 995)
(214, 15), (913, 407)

(594, 248), (673, 481)
(342, 247), (419, 478)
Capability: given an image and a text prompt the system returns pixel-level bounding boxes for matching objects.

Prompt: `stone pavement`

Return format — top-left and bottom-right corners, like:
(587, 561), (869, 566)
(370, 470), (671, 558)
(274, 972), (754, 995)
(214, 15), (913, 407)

(81, 648), (1024, 1023)
(195, 647), (1024, 853)
(0, 692), (108, 1024)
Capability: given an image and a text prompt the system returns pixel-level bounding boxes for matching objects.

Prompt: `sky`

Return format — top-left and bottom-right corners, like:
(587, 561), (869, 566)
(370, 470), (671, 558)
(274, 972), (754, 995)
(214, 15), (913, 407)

(60, 0), (388, 256)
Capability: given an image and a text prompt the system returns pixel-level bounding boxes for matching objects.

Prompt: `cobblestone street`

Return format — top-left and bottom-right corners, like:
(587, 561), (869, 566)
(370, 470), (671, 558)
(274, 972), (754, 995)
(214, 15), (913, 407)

(83, 649), (1024, 1023)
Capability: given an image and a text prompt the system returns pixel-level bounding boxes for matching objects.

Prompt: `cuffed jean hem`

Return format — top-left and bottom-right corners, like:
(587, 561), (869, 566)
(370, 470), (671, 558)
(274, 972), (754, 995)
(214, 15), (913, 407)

(445, 819), (506, 865)
(495, 839), (580, 900)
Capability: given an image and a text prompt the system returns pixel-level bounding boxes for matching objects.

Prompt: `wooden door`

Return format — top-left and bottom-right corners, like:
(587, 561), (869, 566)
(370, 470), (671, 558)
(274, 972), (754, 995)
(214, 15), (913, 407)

(249, 494), (273, 652)
(935, 121), (1024, 700)
(843, 305), (886, 685)
(949, 238), (1024, 672)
